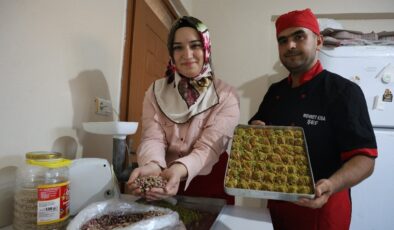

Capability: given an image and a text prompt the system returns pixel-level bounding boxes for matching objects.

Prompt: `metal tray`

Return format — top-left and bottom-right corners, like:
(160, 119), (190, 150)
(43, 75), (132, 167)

(224, 125), (315, 202)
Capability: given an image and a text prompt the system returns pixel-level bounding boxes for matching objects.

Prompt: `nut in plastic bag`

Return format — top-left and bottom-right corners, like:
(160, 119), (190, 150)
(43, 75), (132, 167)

(67, 198), (184, 230)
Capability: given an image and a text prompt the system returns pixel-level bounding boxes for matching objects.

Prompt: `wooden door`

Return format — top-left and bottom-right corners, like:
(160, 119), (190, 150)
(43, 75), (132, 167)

(120, 0), (176, 153)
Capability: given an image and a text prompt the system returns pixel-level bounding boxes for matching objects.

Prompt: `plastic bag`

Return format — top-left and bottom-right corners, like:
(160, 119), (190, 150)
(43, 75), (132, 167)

(67, 198), (182, 230)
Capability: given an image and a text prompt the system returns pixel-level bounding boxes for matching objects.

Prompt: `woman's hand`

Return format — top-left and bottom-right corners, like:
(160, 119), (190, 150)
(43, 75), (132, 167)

(127, 162), (162, 197)
(250, 120), (266, 125)
(143, 163), (187, 201)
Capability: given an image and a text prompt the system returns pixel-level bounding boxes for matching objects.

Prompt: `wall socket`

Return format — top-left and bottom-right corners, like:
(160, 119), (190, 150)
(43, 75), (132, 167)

(95, 97), (112, 116)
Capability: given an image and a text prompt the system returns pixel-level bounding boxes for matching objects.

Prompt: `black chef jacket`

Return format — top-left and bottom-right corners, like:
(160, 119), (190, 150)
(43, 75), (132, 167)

(250, 70), (377, 181)
(249, 70), (377, 230)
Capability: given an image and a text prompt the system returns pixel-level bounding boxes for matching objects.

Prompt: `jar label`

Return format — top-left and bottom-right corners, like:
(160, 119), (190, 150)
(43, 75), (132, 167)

(37, 181), (70, 225)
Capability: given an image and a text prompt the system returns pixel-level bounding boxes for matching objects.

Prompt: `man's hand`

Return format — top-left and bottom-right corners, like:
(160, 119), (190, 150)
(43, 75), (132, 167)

(294, 179), (333, 209)
(250, 120), (265, 125)
(294, 155), (374, 209)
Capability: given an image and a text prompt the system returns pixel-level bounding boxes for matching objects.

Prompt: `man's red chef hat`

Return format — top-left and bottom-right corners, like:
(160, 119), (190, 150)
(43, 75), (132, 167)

(275, 8), (320, 36)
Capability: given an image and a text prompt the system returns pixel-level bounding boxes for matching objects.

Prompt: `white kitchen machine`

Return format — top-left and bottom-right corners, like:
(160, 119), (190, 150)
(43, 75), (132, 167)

(69, 121), (138, 215)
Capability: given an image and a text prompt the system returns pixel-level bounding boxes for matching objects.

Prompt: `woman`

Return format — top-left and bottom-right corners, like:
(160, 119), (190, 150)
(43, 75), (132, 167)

(127, 16), (240, 204)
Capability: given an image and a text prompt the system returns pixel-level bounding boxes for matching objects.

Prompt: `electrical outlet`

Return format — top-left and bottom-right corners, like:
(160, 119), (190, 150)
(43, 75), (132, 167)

(95, 97), (112, 116)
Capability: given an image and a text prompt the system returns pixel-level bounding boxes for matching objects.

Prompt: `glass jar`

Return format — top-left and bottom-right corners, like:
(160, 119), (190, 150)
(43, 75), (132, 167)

(13, 152), (71, 230)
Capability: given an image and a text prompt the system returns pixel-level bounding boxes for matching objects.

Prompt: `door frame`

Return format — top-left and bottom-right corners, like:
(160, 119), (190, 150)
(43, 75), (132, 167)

(120, 0), (181, 124)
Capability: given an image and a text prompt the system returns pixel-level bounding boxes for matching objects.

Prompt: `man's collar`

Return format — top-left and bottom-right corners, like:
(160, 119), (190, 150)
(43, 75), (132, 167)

(287, 60), (323, 87)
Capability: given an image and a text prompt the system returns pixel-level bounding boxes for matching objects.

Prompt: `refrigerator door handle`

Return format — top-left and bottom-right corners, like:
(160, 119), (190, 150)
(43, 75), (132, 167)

(375, 63), (391, 79)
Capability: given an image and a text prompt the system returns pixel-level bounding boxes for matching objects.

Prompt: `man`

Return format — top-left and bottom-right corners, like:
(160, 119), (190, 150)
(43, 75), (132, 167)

(250, 8), (378, 230)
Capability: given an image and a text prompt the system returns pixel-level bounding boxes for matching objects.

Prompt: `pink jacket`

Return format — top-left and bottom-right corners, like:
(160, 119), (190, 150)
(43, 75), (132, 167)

(137, 77), (240, 189)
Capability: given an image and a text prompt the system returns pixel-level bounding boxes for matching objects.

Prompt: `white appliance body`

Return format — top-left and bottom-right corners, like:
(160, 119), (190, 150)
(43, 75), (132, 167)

(69, 158), (116, 216)
(319, 46), (394, 230)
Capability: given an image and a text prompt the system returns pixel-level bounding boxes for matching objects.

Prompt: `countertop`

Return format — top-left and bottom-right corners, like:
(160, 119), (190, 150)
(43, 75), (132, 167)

(211, 205), (273, 230)
(1, 205), (272, 230)
(2, 193), (273, 230)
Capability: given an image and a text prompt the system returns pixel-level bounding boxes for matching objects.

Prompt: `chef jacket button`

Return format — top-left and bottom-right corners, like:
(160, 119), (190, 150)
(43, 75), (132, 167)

(275, 95), (280, 100)
(180, 138), (184, 141)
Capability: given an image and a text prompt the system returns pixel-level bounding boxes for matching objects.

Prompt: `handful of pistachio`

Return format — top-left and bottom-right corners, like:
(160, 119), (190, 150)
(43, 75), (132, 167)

(135, 176), (168, 193)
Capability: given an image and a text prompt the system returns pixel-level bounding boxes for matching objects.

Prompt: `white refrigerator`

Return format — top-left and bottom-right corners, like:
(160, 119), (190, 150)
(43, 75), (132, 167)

(319, 46), (394, 230)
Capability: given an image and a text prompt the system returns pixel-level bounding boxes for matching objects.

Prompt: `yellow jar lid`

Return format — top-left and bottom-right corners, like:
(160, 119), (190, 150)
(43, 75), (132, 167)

(26, 151), (62, 160)
(26, 158), (72, 168)
(25, 151), (71, 168)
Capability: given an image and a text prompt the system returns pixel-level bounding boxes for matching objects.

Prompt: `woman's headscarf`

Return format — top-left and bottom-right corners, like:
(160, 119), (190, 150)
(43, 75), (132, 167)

(153, 16), (219, 123)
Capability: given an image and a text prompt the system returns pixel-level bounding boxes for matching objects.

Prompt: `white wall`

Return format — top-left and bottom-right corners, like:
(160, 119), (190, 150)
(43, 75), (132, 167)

(179, 0), (193, 14)
(0, 0), (127, 226)
(187, 0), (394, 207)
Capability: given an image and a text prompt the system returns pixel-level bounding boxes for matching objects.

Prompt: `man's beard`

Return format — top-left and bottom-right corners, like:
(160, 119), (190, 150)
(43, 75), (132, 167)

(281, 51), (315, 74)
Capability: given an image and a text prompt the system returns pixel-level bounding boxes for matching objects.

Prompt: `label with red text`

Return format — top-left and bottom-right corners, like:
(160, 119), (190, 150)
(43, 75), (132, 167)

(37, 181), (70, 225)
